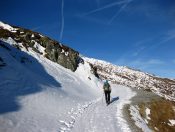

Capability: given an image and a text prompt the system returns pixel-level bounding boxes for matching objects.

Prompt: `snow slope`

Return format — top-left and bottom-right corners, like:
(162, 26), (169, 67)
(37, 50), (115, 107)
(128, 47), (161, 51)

(84, 57), (175, 101)
(0, 40), (136, 132)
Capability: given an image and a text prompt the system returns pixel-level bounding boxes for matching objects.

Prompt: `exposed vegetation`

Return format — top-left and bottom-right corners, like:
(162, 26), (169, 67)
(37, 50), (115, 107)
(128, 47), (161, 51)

(138, 99), (175, 132)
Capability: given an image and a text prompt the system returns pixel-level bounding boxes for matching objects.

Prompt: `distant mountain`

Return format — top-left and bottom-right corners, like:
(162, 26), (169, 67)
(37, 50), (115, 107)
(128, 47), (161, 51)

(0, 21), (174, 102)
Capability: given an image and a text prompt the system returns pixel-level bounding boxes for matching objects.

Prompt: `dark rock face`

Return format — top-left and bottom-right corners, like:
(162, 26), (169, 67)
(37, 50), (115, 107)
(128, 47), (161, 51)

(89, 63), (99, 78)
(44, 41), (79, 71)
(0, 24), (80, 71)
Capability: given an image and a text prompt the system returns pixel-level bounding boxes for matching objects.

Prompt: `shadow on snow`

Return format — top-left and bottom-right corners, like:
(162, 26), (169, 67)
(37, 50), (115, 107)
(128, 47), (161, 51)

(0, 40), (62, 114)
(110, 96), (119, 104)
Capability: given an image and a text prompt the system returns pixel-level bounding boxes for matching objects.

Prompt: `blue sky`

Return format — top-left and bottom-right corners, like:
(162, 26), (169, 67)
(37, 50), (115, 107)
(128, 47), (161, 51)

(1, 0), (175, 78)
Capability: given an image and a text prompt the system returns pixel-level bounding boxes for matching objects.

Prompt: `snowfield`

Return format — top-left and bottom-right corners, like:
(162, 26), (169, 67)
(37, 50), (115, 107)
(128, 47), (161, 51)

(72, 85), (136, 132)
(0, 40), (136, 132)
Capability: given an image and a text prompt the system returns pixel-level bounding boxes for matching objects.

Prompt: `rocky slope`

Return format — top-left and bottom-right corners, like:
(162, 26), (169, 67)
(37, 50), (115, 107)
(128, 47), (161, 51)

(0, 21), (81, 71)
(84, 57), (175, 101)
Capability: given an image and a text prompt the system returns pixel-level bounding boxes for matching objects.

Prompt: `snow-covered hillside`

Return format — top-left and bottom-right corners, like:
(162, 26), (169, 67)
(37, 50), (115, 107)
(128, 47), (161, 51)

(0, 39), (100, 131)
(0, 37), (138, 132)
(0, 21), (175, 132)
(84, 57), (175, 101)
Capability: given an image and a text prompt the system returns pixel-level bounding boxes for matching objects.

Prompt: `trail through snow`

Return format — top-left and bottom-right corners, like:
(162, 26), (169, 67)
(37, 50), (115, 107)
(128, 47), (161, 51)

(59, 85), (136, 132)
(0, 40), (136, 132)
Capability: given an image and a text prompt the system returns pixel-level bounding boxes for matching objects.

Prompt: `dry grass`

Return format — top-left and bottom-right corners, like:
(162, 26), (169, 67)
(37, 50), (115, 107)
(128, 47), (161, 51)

(138, 99), (175, 132)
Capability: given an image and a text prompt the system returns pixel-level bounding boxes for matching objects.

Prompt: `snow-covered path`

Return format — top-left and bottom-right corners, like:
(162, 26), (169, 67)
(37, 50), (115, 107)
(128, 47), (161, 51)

(0, 40), (136, 132)
(60, 85), (136, 132)
(72, 97), (120, 132)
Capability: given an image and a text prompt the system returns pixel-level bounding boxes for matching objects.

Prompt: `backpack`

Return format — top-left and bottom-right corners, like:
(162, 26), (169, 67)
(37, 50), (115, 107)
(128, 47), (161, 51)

(103, 82), (111, 92)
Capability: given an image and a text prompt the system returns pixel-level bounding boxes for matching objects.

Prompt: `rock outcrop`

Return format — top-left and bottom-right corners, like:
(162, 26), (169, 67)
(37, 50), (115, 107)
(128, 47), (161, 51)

(0, 21), (80, 71)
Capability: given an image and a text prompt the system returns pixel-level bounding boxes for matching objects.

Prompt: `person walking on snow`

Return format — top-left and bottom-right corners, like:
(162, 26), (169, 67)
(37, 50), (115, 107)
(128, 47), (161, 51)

(103, 80), (111, 105)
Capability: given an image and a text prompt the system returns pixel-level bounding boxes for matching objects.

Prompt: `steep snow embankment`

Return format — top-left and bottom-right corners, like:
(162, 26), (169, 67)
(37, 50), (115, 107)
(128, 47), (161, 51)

(0, 40), (137, 132)
(0, 40), (100, 132)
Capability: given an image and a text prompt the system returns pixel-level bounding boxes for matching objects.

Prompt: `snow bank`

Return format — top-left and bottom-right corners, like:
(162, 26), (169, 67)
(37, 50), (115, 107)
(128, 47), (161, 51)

(129, 105), (151, 132)
(0, 40), (101, 132)
(114, 85), (136, 132)
(0, 39), (137, 132)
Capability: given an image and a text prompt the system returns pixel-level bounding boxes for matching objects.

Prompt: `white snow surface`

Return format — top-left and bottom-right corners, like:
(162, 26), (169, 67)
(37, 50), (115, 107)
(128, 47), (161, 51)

(168, 120), (175, 126)
(33, 40), (46, 54)
(0, 21), (17, 32)
(0, 40), (137, 132)
(129, 105), (151, 132)
(145, 108), (151, 120)
(71, 85), (136, 132)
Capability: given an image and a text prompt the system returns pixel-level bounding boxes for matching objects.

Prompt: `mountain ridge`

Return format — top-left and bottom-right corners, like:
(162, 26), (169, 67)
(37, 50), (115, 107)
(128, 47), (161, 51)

(84, 57), (175, 101)
(0, 21), (174, 102)
(0, 21), (81, 71)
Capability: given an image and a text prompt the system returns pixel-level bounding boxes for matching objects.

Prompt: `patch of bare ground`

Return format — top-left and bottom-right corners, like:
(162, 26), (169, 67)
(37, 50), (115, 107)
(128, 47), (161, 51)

(123, 88), (175, 132)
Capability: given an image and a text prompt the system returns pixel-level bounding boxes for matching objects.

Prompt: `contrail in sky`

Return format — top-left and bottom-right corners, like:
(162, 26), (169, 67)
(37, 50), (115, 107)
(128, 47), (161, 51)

(83, 0), (133, 25)
(31, 26), (42, 31)
(60, 0), (64, 41)
(108, 0), (132, 24)
(83, 0), (129, 16)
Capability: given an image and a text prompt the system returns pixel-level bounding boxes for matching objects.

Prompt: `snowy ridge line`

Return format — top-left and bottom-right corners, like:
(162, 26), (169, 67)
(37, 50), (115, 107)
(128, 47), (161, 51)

(83, 57), (175, 102)
(0, 21), (18, 32)
(59, 98), (100, 132)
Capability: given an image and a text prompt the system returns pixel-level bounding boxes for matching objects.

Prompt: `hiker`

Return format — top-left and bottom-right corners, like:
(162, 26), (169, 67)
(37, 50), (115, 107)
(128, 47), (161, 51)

(103, 80), (111, 105)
